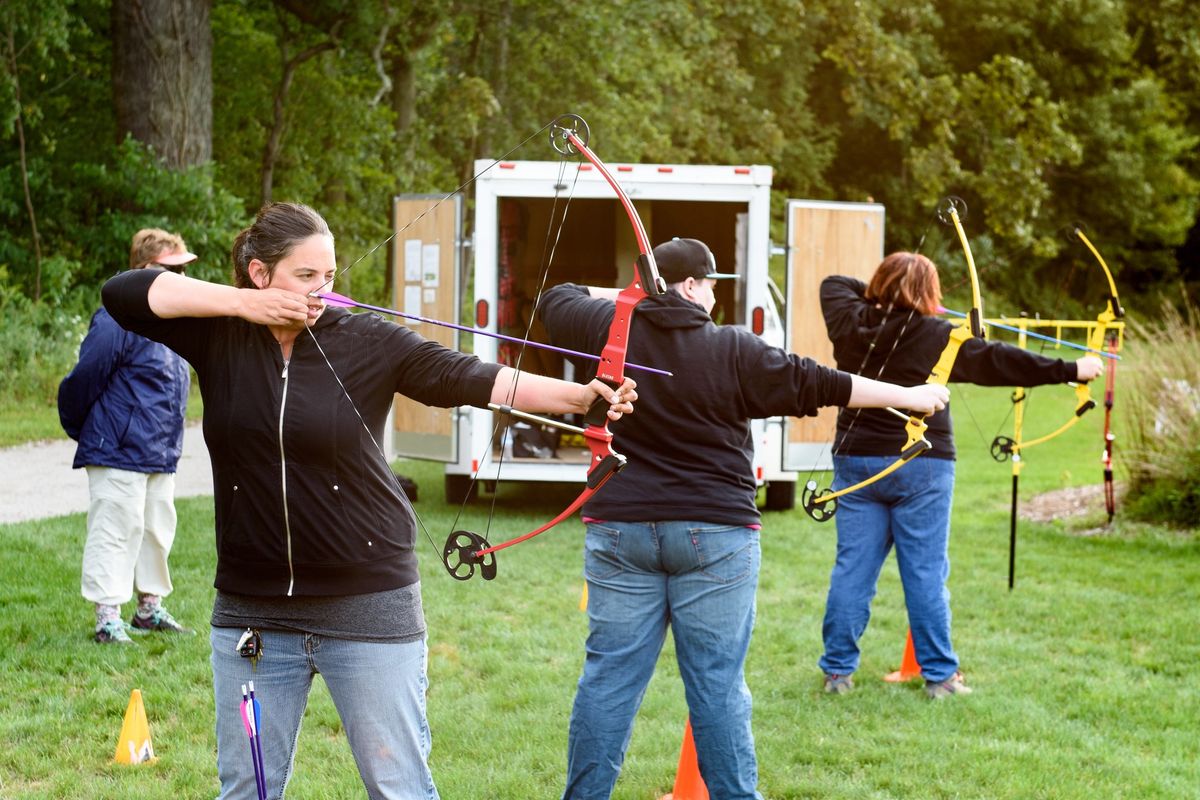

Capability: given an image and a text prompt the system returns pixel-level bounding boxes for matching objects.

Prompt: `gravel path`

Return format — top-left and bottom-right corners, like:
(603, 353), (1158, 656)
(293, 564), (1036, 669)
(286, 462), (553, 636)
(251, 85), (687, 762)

(0, 423), (214, 524)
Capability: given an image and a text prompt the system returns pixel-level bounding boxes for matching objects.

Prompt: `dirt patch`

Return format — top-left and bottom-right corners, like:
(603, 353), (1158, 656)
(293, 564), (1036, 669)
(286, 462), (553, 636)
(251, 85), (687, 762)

(1019, 482), (1127, 535)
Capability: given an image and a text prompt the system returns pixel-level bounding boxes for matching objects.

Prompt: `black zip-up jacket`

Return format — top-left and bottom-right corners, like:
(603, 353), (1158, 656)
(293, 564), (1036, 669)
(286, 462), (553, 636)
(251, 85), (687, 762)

(103, 269), (502, 596)
(539, 284), (852, 526)
(820, 275), (1080, 459)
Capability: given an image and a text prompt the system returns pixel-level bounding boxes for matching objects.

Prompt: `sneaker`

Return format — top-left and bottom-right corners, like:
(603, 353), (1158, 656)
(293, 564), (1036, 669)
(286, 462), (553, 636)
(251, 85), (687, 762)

(95, 619), (135, 645)
(926, 671), (973, 699)
(823, 673), (855, 694)
(130, 606), (195, 635)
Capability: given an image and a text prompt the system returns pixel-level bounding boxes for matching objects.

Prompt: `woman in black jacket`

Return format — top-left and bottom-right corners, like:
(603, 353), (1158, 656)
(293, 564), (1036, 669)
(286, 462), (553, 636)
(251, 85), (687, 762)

(816, 252), (1102, 699)
(103, 202), (635, 800)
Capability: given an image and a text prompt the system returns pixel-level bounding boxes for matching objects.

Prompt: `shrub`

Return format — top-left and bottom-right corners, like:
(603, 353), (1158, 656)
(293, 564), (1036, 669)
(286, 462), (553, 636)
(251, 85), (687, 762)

(0, 277), (91, 405)
(1118, 297), (1200, 525)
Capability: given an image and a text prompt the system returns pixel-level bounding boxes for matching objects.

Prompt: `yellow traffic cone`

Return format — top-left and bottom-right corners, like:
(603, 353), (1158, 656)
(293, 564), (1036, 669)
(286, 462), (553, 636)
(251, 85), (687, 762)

(114, 689), (156, 764)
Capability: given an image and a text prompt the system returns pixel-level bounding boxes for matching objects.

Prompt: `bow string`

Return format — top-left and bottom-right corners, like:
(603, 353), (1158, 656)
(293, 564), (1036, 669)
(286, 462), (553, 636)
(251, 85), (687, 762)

(443, 114), (666, 580)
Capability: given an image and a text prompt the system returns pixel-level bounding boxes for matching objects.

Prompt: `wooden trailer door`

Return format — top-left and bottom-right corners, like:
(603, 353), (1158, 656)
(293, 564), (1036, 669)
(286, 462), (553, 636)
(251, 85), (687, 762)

(783, 200), (885, 471)
(389, 194), (463, 461)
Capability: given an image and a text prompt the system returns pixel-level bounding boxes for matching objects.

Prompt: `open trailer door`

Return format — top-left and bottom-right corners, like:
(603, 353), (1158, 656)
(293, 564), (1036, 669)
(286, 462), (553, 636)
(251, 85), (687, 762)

(389, 193), (463, 462)
(783, 200), (885, 471)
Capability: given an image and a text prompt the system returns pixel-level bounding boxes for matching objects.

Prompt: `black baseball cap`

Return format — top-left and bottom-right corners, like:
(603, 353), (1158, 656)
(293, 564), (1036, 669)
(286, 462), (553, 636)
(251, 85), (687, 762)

(652, 238), (739, 284)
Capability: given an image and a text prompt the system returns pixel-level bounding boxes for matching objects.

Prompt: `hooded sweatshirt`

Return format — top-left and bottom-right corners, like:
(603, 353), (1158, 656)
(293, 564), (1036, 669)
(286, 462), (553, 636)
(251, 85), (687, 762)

(539, 283), (852, 526)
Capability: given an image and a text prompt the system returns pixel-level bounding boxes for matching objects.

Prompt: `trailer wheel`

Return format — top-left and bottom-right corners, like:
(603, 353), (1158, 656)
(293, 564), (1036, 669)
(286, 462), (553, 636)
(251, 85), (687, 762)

(444, 474), (477, 504)
(763, 480), (796, 511)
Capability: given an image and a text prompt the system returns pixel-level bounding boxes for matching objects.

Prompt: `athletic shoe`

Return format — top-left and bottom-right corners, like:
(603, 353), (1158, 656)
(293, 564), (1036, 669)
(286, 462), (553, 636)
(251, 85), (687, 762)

(95, 619), (135, 645)
(130, 606), (195, 635)
(823, 673), (855, 694)
(926, 671), (973, 699)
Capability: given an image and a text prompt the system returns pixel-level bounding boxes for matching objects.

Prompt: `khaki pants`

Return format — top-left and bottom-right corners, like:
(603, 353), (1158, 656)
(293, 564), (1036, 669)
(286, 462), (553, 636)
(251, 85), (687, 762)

(81, 466), (177, 606)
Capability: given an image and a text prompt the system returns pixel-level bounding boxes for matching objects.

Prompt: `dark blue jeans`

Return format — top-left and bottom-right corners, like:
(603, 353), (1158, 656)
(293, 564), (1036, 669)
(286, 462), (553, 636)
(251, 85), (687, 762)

(563, 520), (763, 800)
(818, 455), (960, 683)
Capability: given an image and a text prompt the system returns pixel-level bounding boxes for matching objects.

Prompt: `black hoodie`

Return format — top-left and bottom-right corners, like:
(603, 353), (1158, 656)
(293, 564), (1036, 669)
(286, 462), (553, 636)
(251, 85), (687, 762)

(539, 284), (852, 526)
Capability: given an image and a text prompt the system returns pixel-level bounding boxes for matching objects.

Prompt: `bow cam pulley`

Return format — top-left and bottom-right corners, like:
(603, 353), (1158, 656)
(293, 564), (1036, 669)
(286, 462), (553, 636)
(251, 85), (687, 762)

(801, 480), (838, 523)
(550, 114), (590, 156)
(442, 530), (497, 581)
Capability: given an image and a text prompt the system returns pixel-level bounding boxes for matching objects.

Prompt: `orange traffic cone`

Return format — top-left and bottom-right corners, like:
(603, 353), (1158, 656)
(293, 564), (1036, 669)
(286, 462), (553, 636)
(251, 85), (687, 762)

(660, 719), (708, 800)
(883, 629), (922, 683)
(114, 689), (156, 764)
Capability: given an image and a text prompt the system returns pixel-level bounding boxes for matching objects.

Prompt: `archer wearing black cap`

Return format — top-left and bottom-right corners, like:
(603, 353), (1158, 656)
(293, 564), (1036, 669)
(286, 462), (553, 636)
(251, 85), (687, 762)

(539, 238), (950, 799)
(636, 237), (738, 317)
(652, 237), (740, 283)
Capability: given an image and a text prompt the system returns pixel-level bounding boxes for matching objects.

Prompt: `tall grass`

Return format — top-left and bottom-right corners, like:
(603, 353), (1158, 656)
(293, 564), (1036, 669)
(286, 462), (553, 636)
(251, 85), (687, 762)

(1118, 299), (1200, 525)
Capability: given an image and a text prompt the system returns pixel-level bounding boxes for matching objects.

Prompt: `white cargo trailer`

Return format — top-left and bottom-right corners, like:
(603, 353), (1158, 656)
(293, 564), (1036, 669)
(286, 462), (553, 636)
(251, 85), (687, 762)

(386, 159), (884, 511)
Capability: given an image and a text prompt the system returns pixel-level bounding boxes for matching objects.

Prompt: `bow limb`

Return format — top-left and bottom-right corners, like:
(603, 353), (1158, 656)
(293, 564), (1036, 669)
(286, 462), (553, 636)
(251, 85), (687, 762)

(1009, 380), (1094, 451)
(1075, 228), (1125, 331)
(444, 114), (665, 578)
(803, 198), (985, 522)
(946, 201), (985, 339)
(801, 414), (932, 522)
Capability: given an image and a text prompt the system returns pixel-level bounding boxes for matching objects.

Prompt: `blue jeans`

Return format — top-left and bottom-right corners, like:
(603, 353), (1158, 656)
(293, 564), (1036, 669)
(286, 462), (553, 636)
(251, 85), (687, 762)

(818, 455), (960, 683)
(564, 521), (763, 800)
(211, 626), (437, 800)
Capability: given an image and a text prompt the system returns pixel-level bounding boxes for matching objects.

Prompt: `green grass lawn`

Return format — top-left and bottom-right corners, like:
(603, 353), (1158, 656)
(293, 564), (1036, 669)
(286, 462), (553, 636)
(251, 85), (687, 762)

(1, 386), (1196, 799)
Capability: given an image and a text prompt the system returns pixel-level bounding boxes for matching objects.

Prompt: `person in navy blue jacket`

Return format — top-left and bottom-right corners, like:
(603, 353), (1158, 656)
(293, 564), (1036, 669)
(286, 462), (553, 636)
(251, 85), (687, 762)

(59, 228), (197, 644)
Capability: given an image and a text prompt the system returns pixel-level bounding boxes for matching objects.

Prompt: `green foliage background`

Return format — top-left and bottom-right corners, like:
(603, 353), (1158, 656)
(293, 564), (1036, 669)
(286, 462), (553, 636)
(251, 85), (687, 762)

(4, 1), (1199, 321)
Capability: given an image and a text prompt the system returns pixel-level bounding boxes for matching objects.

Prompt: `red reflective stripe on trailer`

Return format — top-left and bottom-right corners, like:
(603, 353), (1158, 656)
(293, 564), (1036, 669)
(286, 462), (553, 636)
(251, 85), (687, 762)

(475, 299), (489, 328)
(578, 164), (593, 171)
(657, 166), (673, 173)
(734, 167), (751, 174)
(471, 460), (479, 473)
(752, 306), (765, 336)
(617, 165), (633, 172)
(757, 466), (764, 480)
(499, 162), (516, 169)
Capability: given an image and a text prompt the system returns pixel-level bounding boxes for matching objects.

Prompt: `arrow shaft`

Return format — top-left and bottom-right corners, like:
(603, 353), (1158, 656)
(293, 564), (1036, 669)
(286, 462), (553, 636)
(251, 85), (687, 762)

(317, 293), (672, 377)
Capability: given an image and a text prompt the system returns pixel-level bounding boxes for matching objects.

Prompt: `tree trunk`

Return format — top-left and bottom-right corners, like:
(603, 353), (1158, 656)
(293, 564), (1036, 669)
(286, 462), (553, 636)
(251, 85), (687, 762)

(112, 0), (212, 168)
